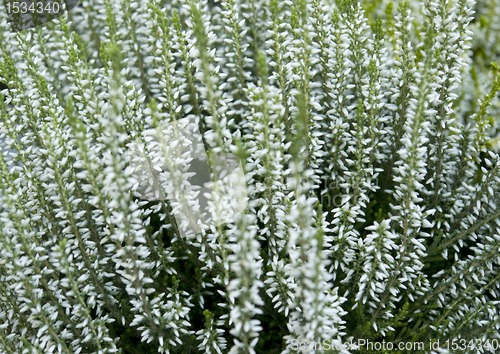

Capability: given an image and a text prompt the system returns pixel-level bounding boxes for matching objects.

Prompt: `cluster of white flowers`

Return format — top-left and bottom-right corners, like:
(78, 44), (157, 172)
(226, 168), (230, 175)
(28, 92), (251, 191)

(1, 0), (500, 353)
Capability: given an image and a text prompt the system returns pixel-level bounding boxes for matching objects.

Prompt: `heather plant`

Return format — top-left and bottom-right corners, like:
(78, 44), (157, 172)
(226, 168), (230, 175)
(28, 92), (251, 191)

(1, 0), (500, 354)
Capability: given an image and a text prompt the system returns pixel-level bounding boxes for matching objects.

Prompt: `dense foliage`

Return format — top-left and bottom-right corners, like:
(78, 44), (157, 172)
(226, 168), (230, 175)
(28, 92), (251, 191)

(1, 0), (500, 353)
